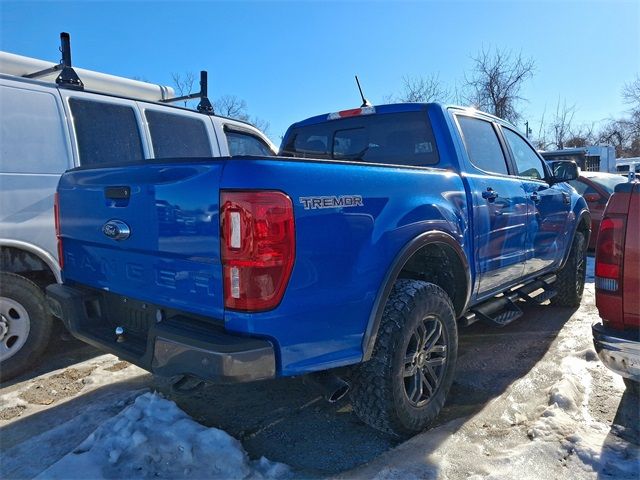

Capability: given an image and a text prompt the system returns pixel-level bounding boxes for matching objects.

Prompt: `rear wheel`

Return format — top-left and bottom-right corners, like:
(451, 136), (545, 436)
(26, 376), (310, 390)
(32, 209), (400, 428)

(551, 231), (587, 307)
(0, 273), (52, 382)
(350, 280), (458, 437)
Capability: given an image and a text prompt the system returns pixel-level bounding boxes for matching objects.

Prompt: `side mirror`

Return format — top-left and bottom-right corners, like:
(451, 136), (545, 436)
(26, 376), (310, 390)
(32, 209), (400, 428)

(584, 192), (602, 203)
(549, 160), (579, 183)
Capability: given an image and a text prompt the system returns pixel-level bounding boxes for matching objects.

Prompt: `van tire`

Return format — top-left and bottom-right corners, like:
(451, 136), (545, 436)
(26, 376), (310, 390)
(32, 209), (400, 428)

(350, 280), (457, 437)
(551, 232), (587, 308)
(0, 273), (52, 382)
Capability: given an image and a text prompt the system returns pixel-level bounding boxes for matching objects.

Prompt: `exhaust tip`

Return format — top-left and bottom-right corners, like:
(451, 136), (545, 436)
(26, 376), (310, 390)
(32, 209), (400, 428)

(327, 383), (350, 403)
(304, 372), (350, 403)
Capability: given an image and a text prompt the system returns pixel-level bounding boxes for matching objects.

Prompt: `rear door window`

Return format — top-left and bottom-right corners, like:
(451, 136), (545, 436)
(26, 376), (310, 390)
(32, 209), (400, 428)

(69, 98), (144, 166)
(457, 116), (509, 175)
(145, 110), (212, 158)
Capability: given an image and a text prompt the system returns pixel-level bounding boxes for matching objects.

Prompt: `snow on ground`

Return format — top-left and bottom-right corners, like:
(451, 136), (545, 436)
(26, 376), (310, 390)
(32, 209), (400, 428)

(342, 284), (639, 480)
(2, 262), (637, 479)
(37, 392), (290, 480)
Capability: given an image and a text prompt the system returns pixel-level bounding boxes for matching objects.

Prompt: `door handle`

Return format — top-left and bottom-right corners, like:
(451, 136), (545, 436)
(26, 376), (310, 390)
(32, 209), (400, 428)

(482, 188), (499, 202)
(530, 192), (540, 203)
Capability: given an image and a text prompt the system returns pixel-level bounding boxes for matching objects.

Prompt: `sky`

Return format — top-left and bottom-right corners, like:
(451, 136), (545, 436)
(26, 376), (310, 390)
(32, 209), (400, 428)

(1, 0), (638, 143)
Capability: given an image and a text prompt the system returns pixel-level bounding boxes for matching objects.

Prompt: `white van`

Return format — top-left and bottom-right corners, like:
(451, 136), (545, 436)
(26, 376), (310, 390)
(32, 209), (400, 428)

(0, 35), (275, 380)
(615, 158), (640, 175)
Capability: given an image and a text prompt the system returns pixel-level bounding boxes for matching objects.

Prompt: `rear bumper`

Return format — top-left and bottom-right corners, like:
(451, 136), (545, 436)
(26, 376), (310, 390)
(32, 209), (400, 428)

(46, 283), (276, 383)
(592, 321), (640, 381)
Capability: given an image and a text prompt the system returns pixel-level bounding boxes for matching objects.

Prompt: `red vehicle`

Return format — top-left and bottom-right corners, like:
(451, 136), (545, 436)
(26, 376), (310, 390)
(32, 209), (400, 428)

(568, 172), (627, 249)
(593, 180), (640, 393)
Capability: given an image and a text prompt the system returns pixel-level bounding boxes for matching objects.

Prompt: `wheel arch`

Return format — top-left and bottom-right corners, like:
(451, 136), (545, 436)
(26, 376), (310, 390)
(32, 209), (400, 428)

(362, 231), (471, 361)
(0, 239), (61, 284)
(559, 209), (591, 270)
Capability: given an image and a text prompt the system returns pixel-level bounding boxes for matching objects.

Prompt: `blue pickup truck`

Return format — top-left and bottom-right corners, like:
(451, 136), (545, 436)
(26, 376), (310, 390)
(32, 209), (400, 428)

(47, 103), (590, 436)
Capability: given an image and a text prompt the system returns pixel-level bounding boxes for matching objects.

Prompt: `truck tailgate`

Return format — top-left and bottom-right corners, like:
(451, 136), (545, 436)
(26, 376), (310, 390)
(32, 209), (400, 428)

(57, 162), (225, 320)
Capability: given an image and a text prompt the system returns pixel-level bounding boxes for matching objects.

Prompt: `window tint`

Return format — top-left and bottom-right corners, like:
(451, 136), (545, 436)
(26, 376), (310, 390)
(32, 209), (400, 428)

(145, 110), (212, 158)
(226, 131), (273, 156)
(295, 134), (327, 155)
(503, 128), (546, 180)
(69, 98), (144, 166)
(282, 111), (439, 166)
(0, 86), (70, 173)
(457, 116), (508, 175)
(333, 128), (368, 158)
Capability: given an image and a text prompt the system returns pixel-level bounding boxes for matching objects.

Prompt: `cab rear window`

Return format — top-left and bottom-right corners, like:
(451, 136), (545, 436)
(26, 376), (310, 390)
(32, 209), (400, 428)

(281, 111), (439, 167)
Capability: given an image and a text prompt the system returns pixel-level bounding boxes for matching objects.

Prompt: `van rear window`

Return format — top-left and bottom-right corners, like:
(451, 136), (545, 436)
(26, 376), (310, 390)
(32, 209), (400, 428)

(281, 111), (439, 167)
(145, 110), (212, 158)
(70, 98), (144, 166)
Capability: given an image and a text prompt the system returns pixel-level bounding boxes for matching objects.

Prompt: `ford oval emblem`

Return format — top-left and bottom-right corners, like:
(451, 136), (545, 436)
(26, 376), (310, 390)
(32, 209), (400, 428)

(102, 220), (131, 241)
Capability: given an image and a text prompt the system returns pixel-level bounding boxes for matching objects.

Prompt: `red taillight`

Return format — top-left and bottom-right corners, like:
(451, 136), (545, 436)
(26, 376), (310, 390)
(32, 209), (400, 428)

(220, 191), (295, 311)
(595, 216), (626, 292)
(54, 192), (64, 269)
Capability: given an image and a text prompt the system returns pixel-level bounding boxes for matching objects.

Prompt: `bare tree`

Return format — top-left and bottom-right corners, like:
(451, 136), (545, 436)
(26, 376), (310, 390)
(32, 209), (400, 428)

(464, 48), (535, 123)
(394, 74), (450, 103)
(170, 72), (196, 107)
(622, 75), (640, 136)
(249, 116), (271, 135)
(549, 100), (577, 149)
(596, 118), (640, 157)
(588, 76), (640, 158)
(531, 107), (549, 150)
(214, 95), (249, 120)
(622, 75), (640, 108)
(564, 122), (596, 148)
(213, 95), (270, 136)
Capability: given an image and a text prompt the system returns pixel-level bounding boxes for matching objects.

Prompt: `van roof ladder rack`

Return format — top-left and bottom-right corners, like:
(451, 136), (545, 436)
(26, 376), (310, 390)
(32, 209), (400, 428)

(23, 32), (83, 90)
(161, 70), (214, 115)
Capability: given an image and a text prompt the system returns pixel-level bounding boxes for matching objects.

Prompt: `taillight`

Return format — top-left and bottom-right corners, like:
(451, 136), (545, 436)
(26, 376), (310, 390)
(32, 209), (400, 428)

(595, 215), (626, 292)
(220, 191), (295, 311)
(54, 192), (64, 269)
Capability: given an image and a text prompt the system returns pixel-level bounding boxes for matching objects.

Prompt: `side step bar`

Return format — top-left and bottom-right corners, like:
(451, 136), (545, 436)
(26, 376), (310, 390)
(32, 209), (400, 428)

(466, 274), (557, 327)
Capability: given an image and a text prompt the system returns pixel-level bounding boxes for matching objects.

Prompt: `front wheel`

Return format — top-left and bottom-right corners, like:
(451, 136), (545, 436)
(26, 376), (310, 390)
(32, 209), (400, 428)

(0, 273), (53, 382)
(350, 280), (458, 437)
(551, 231), (587, 307)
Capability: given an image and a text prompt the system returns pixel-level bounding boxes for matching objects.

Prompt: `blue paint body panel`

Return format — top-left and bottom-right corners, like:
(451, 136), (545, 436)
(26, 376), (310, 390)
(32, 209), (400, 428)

(57, 103), (588, 376)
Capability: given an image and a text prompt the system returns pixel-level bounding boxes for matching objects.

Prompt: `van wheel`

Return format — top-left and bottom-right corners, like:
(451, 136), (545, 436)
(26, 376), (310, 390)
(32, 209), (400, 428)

(551, 231), (587, 307)
(0, 273), (52, 382)
(350, 280), (458, 437)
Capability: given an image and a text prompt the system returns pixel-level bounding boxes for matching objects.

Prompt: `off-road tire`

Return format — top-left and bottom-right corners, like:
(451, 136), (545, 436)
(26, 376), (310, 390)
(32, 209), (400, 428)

(551, 231), (587, 307)
(350, 280), (458, 437)
(0, 273), (53, 382)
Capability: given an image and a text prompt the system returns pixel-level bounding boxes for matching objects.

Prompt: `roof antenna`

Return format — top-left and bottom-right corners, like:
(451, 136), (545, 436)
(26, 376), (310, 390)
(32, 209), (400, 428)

(355, 75), (372, 108)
